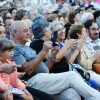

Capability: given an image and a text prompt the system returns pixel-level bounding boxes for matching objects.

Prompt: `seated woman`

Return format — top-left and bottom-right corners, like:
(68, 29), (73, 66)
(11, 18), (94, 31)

(30, 18), (77, 73)
(69, 24), (100, 88)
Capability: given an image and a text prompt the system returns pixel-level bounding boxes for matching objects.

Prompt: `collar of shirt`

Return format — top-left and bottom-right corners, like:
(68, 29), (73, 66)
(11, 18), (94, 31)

(86, 36), (100, 43)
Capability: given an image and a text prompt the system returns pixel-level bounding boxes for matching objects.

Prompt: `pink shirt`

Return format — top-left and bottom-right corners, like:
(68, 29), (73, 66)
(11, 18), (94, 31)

(0, 59), (25, 92)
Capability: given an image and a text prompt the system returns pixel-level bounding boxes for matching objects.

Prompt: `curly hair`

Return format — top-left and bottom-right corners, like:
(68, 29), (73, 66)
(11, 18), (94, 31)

(68, 11), (77, 24)
(69, 24), (84, 39)
(14, 9), (27, 20)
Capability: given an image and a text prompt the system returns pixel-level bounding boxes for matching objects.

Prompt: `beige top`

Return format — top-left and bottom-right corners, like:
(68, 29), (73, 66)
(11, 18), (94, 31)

(78, 44), (93, 71)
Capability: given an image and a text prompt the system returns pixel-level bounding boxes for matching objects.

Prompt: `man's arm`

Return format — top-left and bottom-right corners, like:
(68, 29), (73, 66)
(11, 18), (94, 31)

(19, 41), (52, 73)
(0, 64), (21, 74)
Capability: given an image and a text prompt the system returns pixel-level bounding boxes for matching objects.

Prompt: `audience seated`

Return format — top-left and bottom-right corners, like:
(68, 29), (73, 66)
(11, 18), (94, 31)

(0, 0), (100, 99)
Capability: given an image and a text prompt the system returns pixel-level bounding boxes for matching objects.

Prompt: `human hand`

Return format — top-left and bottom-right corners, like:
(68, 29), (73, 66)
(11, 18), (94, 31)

(42, 41), (52, 54)
(65, 39), (78, 48)
(0, 64), (21, 74)
(17, 72), (26, 78)
(22, 80), (28, 87)
(81, 36), (87, 43)
(3, 89), (13, 100)
(51, 42), (60, 59)
(24, 89), (32, 97)
(76, 39), (84, 50)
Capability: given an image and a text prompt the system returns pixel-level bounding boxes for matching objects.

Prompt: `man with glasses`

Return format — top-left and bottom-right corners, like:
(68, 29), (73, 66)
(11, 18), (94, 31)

(84, 19), (100, 56)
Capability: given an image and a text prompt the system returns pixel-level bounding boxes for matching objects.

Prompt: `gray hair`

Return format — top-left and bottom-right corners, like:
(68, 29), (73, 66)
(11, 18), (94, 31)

(97, 16), (100, 30)
(9, 22), (16, 40)
(81, 12), (94, 24)
(39, 7), (49, 15)
(10, 21), (27, 40)
(39, 8), (45, 15)
(50, 21), (63, 34)
(26, 7), (38, 17)
(32, 14), (46, 22)
(31, 19), (49, 39)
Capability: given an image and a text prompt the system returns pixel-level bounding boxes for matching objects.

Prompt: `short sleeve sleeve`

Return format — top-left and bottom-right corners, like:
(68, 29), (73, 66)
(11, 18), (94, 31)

(11, 48), (26, 65)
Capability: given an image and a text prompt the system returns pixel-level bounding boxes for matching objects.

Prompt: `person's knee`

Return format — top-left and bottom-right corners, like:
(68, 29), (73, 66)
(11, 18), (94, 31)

(67, 71), (77, 78)
(67, 88), (81, 99)
(62, 88), (81, 100)
(28, 96), (34, 100)
(54, 88), (81, 100)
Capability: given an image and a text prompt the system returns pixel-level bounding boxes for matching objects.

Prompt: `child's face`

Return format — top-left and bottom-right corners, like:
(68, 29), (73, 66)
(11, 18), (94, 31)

(1, 49), (14, 60)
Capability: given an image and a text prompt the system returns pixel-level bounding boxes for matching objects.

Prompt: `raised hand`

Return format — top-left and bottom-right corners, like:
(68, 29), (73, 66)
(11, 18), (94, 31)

(65, 39), (78, 48)
(51, 42), (60, 59)
(76, 38), (85, 50)
(42, 41), (52, 54)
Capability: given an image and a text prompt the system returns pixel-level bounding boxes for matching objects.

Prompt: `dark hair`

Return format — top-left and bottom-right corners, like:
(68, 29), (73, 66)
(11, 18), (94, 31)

(0, 38), (14, 52)
(52, 10), (59, 14)
(84, 19), (96, 29)
(14, 9), (27, 20)
(69, 24), (84, 39)
(64, 23), (71, 39)
(86, 5), (94, 10)
(8, 7), (17, 14)
(93, 10), (100, 20)
(3, 16), (12, 24)
(68, 11), (77, 24)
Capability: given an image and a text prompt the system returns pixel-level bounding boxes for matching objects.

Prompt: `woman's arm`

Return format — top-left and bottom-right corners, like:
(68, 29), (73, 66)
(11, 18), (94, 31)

(67, 40), (84, 63)
(68, 48), (80, 63)
(55, 39), (77, 62)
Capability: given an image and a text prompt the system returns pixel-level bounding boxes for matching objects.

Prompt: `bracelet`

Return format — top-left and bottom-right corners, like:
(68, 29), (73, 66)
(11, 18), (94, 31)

(49, 57), (56, 62)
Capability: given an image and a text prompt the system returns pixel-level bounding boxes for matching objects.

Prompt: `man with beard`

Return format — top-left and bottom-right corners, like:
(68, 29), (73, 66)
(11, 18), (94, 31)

(84, 19), (100, 56)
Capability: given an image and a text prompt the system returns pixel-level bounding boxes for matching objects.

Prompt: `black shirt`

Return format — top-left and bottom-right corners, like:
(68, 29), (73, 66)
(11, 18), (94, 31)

(30, 39), (69, 73)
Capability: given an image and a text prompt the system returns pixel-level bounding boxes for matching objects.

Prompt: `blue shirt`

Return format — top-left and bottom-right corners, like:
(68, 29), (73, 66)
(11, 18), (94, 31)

(6, 35), (10, 40)
(11, 44), (49, 74)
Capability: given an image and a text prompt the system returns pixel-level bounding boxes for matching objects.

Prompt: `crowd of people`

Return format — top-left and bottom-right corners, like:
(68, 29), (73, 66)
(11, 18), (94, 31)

(0, 0), (100, 100)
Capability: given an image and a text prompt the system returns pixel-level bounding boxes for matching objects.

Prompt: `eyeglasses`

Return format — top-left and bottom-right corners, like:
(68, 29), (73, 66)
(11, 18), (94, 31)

(89, 28), (99, 31)
(57, 28), (66, 34)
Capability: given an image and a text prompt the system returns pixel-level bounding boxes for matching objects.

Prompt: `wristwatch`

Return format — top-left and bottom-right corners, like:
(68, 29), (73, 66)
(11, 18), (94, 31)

(49, 57), (56, 62)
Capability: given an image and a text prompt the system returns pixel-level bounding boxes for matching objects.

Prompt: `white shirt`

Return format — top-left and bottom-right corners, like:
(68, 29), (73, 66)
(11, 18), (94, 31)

(85, 36), (100, 56)
(90, 2), (100, 10)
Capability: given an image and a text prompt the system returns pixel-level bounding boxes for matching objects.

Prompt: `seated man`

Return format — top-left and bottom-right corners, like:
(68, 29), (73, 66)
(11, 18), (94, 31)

(10, 21), (100, 100)
(84, 19), (100, 56)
